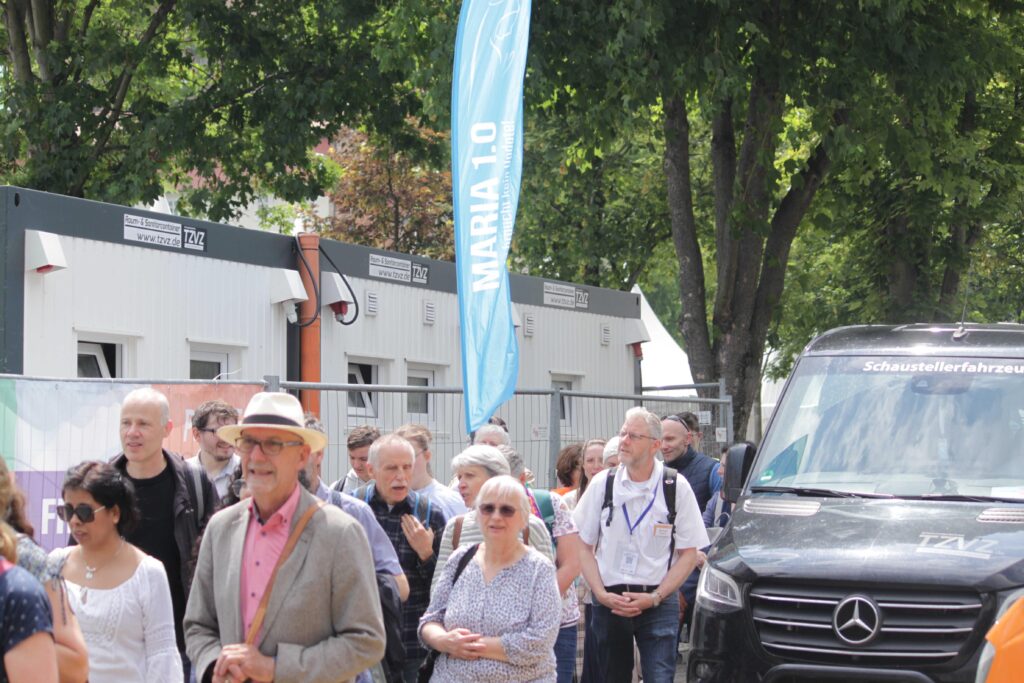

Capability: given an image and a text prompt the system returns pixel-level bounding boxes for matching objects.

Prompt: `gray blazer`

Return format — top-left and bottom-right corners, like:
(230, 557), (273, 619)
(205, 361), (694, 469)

(185, 486), (386, 683)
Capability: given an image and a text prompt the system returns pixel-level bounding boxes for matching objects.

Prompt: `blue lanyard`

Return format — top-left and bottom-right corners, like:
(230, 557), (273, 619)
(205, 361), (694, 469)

(622, 485), (659, 535)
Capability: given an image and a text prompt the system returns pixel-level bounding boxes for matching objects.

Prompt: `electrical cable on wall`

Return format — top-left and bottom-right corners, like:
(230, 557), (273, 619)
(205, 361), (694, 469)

(319, 245), (360, 325)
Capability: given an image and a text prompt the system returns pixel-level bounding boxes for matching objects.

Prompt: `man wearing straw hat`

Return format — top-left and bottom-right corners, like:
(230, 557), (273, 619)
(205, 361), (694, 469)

(185, 392), (385, 683)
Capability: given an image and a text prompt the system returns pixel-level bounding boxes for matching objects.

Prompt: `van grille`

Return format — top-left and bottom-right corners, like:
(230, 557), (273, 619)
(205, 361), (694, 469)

(749, 581), (985, 666)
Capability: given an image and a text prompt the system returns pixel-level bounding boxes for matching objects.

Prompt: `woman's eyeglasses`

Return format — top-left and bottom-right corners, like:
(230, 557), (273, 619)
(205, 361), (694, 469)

(56, 503), (106, 523)
(478, 503), (517, 518)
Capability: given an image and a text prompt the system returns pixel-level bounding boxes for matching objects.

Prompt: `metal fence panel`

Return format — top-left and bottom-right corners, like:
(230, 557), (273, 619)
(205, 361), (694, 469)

(284, 380), (734, 489)
(0, 373), (734, 551)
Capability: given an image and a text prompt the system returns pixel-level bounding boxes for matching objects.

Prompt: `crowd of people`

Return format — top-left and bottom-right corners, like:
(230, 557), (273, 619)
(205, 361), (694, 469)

(0, 387), (734, 683)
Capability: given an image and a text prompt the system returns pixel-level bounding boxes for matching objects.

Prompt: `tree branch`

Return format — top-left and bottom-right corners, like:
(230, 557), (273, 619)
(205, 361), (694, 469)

(750, 111), (846, 354)
(72, 0), (177, 195)
(663, 94), (714, 381)
(710, 96), (737, 336)
(5, 0), (34, 85)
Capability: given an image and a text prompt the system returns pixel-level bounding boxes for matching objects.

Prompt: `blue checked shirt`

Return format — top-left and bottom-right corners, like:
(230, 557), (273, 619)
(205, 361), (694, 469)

(362, 485), (445, 665)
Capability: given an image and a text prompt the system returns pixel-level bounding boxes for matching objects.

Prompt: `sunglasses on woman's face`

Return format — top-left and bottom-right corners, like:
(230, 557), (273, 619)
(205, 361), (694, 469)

(478, 503), (517, 518)
(56, 503), (106, 524)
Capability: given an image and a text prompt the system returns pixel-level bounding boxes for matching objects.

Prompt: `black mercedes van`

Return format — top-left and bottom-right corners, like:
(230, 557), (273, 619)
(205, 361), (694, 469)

(688, 324), (1024, 682)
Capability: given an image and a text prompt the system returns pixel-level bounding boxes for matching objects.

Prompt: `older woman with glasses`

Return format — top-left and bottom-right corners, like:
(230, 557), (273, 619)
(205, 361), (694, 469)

(48, 461), (182, 683)
(420, 475), (561, 682)
(430, 445), (555, 595)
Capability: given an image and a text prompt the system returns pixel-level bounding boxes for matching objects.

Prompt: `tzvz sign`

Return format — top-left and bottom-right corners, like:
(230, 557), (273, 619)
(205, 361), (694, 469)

(182, 226), (207, 252)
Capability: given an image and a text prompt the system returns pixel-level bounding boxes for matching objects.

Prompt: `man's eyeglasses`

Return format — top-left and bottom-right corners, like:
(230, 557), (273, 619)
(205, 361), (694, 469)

(56, 503), (106, 524)
(235, 436), (304, 455)
(618, 431), (656, 442)
(478, 503), (518, 518)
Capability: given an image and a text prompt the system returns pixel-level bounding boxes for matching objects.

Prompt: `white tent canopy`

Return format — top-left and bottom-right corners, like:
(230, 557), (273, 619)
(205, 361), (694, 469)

(633, 285), (696, 395)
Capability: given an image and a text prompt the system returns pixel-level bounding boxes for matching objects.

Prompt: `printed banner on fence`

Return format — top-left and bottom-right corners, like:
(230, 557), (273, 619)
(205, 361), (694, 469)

(0, 378), (261, 551)
(451, 0), (531, 431)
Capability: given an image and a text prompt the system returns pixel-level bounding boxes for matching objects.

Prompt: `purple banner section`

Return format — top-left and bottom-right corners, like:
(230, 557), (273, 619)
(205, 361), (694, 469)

(16, 470), (72, 552)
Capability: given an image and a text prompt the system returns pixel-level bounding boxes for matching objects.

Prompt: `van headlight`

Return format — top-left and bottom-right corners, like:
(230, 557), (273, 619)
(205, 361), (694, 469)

(696, 564), (743, 611)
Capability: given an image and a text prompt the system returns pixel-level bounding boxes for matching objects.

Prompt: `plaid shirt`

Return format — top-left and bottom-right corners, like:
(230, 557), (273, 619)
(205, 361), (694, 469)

(363, 486), (445, 664)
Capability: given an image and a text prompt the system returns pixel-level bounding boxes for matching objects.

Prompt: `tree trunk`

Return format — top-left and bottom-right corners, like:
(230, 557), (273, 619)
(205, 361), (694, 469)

(663, 94), (714, 386)
(667, 84), (841, 438)
(937, 222), (983, 319)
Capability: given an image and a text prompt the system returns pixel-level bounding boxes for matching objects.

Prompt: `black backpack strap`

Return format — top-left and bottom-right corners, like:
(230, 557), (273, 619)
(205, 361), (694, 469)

(602, 467), (617, 527)
(663, 466), (678, 569)
(182, 462), (204, 529)
(189, 464), (206, 523)
(596, 467), (617, 552)
(452, 543), (480, 584)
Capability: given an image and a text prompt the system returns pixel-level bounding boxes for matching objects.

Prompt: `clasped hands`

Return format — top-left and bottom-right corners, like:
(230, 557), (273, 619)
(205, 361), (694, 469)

(598, 590), (657, 617)
(211, 643), (275, 683)
(435, 627), (486, 660)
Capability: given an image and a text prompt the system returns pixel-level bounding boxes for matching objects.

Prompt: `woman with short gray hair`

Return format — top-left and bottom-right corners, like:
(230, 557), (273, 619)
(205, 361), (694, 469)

(420, 476), (560, 682)
(431, 446), (554, 595)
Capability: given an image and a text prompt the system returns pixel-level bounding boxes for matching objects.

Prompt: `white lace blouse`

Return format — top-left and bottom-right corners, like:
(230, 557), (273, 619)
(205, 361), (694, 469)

(48, 548), (183, 683)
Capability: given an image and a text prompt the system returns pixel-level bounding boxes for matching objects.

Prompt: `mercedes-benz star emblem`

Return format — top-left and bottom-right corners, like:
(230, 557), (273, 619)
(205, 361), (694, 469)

(832, 595), (882, 646)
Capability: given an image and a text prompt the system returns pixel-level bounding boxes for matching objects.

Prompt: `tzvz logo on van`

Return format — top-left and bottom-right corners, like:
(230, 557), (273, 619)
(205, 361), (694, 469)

(916, 532), (997, 559)
(412, 263), (429, 284)
(182, 226), (207, 252)
(575, 289), (589, 307)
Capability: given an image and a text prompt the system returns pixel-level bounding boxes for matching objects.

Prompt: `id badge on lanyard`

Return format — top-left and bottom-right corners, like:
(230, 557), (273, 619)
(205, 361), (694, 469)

(618, 483), (658, 576)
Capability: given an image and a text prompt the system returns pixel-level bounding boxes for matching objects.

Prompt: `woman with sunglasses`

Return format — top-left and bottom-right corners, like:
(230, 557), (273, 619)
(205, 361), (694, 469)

(420, 475), (561, 682)
(48, 461), (182, 683)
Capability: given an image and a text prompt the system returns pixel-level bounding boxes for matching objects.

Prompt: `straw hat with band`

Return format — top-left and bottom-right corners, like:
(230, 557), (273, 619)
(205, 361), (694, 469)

(217, 392), (328, 453)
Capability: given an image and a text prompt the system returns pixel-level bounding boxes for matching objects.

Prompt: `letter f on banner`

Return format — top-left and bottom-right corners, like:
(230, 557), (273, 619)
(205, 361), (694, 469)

(451, 0), (531, 432)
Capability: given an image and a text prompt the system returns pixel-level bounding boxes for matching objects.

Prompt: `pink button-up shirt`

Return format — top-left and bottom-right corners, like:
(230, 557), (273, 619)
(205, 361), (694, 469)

(239, 484), (303, 638)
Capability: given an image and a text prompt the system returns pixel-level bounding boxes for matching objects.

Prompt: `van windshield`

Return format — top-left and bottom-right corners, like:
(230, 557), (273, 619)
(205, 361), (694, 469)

(752, 356), (1024, 500)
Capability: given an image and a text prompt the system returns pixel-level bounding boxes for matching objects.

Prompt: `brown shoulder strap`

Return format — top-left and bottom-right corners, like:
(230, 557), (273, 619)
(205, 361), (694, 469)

(452, 514), (465, 550)
(245, 500), (325, 645)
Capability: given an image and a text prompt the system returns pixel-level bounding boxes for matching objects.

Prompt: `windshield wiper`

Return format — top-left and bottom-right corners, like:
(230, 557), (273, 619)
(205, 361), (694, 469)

(750, 486), (895, 499)
(898, 494), (1024, 504)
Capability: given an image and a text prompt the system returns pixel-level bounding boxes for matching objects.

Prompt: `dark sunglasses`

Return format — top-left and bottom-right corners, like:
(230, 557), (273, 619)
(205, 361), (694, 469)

(478, 503), (518, 518)
(56, 503), (106, 524)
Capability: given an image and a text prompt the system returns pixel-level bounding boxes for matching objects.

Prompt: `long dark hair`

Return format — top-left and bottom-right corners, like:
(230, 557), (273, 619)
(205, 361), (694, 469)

(62, 461), (140, 536)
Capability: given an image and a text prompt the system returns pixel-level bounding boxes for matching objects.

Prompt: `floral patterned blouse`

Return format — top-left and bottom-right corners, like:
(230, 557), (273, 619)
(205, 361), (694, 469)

(420, 544), (561, 682)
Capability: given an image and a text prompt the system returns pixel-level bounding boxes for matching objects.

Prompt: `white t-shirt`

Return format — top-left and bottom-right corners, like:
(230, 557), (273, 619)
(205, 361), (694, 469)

(416, 478), (468, 521)
(573, 461), (709, 587)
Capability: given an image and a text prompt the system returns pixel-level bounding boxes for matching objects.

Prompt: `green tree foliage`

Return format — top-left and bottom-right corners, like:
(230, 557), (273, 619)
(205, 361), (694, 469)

(766, 10), (1024, 379)
(308, 127), (455, 260)
(379, 0), (1024, 436)
(1, 0), (410, 220)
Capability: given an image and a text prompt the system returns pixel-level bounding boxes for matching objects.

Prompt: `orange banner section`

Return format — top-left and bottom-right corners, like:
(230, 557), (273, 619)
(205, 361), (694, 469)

(154, 383), (262, 457)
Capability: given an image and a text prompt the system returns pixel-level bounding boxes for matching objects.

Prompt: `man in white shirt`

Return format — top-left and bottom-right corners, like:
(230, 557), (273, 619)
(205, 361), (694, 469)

(331, 425), (379, 494)
(397, 423), (467, 521)
(573, 407), (708, 683)
(187, 400), (240, 500)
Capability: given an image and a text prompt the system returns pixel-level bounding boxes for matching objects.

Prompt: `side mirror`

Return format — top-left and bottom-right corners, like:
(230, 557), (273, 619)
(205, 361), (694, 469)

(724, 442), (756, 504)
